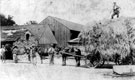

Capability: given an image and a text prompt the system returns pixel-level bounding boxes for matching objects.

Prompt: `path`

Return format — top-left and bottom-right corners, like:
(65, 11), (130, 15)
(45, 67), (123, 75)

(0, 57), (135, 80)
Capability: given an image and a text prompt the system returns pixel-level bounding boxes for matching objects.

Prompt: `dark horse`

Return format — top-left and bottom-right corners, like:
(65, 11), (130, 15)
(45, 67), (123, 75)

(38, 47), (49, 64)
(60, 47), (81, 67)
(37, 46), (62, 64)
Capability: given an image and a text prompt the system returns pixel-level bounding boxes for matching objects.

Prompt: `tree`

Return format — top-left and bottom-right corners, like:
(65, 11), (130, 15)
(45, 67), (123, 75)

(0, 14), (16, 26)
(25, 21), (38, 25)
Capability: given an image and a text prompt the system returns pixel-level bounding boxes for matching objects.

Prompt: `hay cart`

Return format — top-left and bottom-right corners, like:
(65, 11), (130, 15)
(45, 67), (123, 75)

(68, 37), (135, 67)
(13, 36), (38, 62)
(68, 38), (105, 67)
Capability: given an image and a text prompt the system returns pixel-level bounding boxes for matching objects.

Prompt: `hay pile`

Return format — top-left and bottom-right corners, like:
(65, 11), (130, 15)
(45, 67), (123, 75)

(13, 37), (38, 49)
(79, 17), (135, 58)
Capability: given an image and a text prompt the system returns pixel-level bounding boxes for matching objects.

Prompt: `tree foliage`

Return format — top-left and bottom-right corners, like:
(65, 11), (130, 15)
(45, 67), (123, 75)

(25, 20), (38, 25)
(0, 14), (16, 26)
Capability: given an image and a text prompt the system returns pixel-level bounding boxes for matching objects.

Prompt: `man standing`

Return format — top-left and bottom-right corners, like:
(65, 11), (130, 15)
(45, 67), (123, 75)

(61, 47), (69, 66)
(48, 44), (55, 65)
(12, 46), (19, 63)
(30, 46), (38, 65)
(111, 2), (120, 19)
(0, 45), (6, 63)
(74, 47), (81, 67)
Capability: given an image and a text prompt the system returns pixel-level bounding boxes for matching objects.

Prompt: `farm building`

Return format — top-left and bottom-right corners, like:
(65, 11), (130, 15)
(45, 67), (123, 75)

(0, 24), (57, 59)
(1, 24), (57, 46)
(40, 16), (84, 47)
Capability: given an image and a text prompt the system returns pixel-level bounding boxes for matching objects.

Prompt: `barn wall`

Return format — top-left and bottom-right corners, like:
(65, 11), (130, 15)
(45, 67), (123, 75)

(40, 17), (82, 47)
(41, 17), (70, 47)
(56, 22), (70, 47)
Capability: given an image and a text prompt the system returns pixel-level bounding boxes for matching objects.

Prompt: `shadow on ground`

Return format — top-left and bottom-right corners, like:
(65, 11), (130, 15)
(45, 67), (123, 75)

(96, 64), (114, 69)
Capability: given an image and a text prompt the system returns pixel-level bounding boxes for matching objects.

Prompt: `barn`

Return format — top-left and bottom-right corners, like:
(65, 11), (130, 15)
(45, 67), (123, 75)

(40, 16), (84, 47)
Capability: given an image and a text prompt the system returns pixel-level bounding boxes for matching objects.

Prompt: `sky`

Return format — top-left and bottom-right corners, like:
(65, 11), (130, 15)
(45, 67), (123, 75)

(1, 0), (135, 25)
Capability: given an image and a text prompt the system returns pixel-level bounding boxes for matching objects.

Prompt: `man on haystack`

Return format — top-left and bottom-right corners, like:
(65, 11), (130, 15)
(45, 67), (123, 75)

(111, 2), (120, 19)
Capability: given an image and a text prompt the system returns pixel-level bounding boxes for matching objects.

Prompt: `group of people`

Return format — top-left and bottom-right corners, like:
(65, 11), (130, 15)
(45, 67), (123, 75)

(0, 43), (82, 67)
(11, 44), (56, 65)
(0, 43), (58, 65)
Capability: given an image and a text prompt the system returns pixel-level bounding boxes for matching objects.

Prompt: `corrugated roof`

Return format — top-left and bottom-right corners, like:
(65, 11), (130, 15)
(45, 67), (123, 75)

(1, 24), (57, 44)
(1, 29), (25, 42)
(1, 26), (21, 30)
(40, 16), (84, 31)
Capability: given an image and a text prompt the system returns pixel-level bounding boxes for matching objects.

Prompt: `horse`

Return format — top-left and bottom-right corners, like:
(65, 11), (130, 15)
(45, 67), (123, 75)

(38, 47), (49, 64)
(12, 46), (31, 63)
(37, 46), (62, 64)
(60, 47), (82, 67)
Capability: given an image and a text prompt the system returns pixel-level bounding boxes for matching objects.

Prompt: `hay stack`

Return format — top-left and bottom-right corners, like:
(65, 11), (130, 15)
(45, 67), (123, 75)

(79, 17), (135, 59)
(13, 36), (38, 49)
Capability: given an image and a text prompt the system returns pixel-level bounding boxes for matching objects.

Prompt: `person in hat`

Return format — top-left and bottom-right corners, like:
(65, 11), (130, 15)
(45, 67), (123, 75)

(74, 47), (81, 67)
(48, 44), (56, 65)
(111, 2), (120, 19)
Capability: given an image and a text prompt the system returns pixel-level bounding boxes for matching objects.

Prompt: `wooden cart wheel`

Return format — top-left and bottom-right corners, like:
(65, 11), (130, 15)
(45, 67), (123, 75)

(91, 53), (105, 67)
(85, 59), (92, 68)
(92, 58), (105, 67)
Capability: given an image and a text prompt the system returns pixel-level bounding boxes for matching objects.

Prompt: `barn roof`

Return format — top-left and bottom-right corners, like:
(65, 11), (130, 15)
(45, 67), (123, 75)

(40, 16), (84, 31)
(20, 24), (57, 44)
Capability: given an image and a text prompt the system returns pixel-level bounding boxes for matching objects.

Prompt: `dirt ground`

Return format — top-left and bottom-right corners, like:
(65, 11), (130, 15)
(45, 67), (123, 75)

(0, 56), (135, 80)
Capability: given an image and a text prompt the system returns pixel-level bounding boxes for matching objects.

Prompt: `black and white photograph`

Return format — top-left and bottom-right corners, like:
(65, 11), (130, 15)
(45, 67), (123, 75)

(0, 0), (135, 80)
